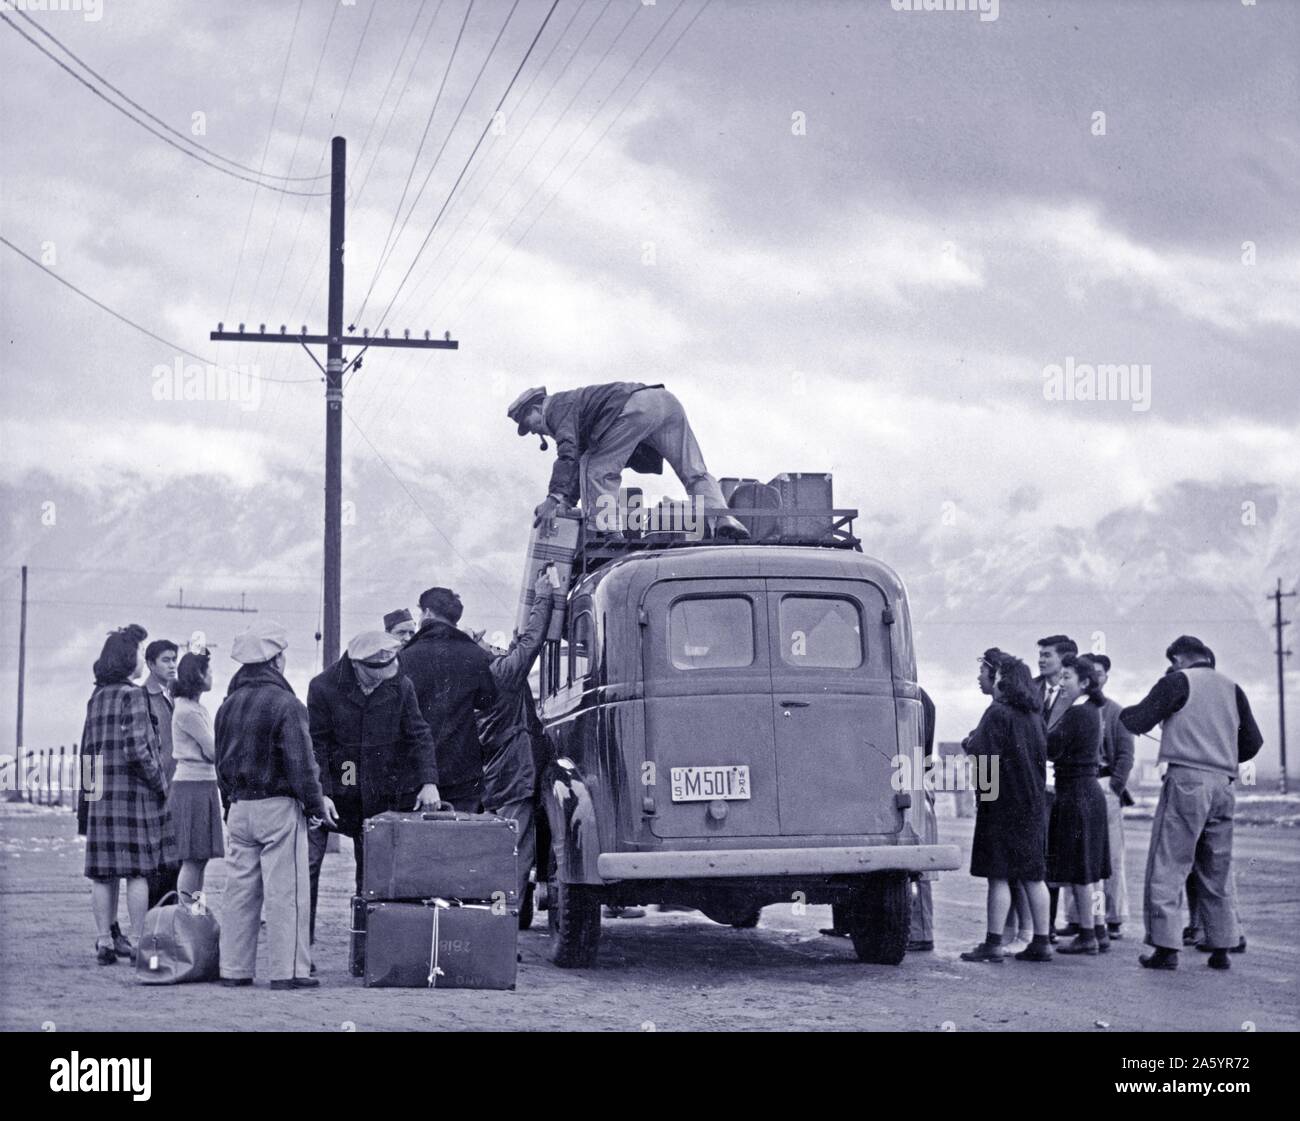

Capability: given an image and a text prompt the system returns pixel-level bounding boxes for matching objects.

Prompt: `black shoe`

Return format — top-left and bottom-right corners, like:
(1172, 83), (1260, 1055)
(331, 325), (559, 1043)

(110, 922), (133, 959)
(1140, 949), (1179, 970)
(1197, 936), (1247, 954)
(95, 940), (117, 966)
(1207, 949), (1231, 970)
(309, 962), (317, 977)
(819, 927), (851, 939)
(1055, 922), (1081, 938)
(1093, 926), (1111, 953)
(1107, 923), (1123, 939)
(220, 977), (253, 987)
(1057, 934), (1099, 956)
(1182, 925), (1202, 946)
(1014, 942), (1054, 962)
(959, 942), (1005, 963)
(270, 977), (320, 990)
(906, 939), (934, 952)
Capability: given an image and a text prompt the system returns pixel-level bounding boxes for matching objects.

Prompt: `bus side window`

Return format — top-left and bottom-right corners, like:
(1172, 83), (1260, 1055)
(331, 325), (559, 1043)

(569, 612), (593, 683)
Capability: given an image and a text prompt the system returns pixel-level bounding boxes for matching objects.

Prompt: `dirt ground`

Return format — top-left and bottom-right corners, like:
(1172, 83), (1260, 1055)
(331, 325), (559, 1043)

(2, 801), (1296, 1032)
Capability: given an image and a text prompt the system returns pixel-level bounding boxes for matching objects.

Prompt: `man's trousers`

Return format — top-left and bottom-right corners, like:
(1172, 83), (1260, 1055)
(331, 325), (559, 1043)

(1144, 765), (1236, 951)
(220, 797), (312, 982)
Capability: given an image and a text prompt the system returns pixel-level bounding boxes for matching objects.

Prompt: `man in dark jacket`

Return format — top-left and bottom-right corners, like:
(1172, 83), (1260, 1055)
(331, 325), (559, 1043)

(306, 630), (441, 942)
(477, 573), (553, 904)
(400, 586), (498, 812)
(214, 621), (332, 990)
(507, 382), (749, 540)
(1121, 635), (1263, 972)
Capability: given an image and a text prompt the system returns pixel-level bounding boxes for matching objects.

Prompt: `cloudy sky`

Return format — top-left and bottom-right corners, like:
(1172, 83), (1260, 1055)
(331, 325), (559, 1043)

(1, 0), (1297, 771)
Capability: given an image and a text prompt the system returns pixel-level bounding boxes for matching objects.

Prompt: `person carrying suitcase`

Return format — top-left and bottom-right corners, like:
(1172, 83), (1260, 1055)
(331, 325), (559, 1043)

(306, 630), (441, 944)
(400, 587), (498, 812)
(477, 572), (554, 908)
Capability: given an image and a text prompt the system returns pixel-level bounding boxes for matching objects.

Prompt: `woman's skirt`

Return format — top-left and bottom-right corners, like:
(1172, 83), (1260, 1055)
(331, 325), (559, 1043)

(167, 780), (225, 861)
(1047, 777), (1111, 885)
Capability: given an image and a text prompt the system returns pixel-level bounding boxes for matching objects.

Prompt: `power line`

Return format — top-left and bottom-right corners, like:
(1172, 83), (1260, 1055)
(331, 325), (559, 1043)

(221, 0), (309, 335)
(353, 0), (523, 326)
(243, 1), (343, 326)
(0, 235), (316, 383)
(355, 0), (463, 321)
(0, 11), (327, 197)
(9, 7), (328, 183)
(369, 0), (563, 333)
(386, 0), (636, 338)
(443, 0), (711, 328)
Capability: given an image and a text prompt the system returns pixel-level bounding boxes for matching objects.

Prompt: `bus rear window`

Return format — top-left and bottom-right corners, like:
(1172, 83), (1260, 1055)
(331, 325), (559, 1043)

(778, 596), (862, 668)
(669, 597), (754, 670)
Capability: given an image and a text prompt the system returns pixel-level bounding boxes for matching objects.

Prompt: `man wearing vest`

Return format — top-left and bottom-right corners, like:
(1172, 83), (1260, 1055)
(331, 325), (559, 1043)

(1120, 635), (1263, 971)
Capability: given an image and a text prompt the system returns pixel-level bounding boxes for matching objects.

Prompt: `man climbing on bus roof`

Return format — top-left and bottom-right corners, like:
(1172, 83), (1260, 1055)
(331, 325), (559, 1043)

(507, 382), (750, 541)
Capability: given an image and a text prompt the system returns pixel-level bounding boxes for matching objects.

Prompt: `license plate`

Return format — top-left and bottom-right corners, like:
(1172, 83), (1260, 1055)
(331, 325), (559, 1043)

(670, 765), (751, 802)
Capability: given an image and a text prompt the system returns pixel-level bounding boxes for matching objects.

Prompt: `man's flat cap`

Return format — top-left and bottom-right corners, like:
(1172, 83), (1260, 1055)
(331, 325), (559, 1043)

(507, 386), (547, 434)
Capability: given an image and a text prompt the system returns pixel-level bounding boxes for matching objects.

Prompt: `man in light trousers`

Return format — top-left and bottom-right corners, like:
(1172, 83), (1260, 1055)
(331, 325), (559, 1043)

(214, 621), (336, 989)
(508, 382), (750, 540)
(1120, 635), (1262, 972)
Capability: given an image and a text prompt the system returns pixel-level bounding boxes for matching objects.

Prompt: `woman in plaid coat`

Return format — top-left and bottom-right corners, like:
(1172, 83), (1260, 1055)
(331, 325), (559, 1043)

(82, 624), (176, 965)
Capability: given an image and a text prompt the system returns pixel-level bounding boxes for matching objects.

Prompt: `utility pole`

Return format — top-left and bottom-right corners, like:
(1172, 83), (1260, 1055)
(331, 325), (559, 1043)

(1268, 577), (1295, 795)
(212, 137), (458, 667)
(6, 565), (27, 802)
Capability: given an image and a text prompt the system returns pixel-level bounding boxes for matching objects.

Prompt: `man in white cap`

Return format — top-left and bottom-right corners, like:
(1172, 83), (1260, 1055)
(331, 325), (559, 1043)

(507, 382), (750, 540)
(306, 630), (440, 943)
(214, 621), (335, 990)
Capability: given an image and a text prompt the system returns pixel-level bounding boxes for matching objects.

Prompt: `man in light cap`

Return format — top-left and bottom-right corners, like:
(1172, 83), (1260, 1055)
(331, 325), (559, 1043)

(1121, 635), (1263, 972)
(383, 608), (417, 644)
(214, 621), (333, 990)
(305, 630), (440, 943)
(507, 382), (750, 541)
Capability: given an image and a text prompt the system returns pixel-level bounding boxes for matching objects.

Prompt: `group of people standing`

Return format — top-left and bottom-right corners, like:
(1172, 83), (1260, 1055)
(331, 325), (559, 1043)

(78, 570), (556, 989)
(958, 633), (1262, 970)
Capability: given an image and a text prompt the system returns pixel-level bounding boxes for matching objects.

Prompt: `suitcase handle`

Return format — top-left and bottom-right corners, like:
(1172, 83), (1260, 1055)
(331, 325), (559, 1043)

(419, 801), (462, 820)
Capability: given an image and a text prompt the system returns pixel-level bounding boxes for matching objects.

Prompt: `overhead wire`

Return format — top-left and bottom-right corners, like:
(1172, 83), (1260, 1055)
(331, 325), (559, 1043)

(365, 0), (563, 334)
(353, 0), (464, 324)
(8, 8), (328, 182)
(0, 11), (327, 197)
(351, 0), (526, 328)
(0, 235), (316, 383)
(383, 0), (633, 341)
(442, 0), (712, 329)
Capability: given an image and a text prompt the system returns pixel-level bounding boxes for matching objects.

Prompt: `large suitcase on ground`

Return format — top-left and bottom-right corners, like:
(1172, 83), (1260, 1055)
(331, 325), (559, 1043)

(361, 810), (519, 905)
(363, 901), (518, 990)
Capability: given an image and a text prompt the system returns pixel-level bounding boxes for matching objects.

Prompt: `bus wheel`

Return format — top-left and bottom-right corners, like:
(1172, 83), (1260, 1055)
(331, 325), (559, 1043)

(547, 861), (601, 967)
(847, 871), (909, 965)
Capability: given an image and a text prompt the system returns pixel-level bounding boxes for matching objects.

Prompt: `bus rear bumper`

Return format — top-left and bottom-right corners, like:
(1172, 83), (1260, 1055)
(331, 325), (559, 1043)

(595, 843), (962, 880)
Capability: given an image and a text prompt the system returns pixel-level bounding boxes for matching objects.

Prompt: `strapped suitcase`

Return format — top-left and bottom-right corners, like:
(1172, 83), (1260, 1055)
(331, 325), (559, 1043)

(363, 900), (518, 990)
(361, 808), (519, 906)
